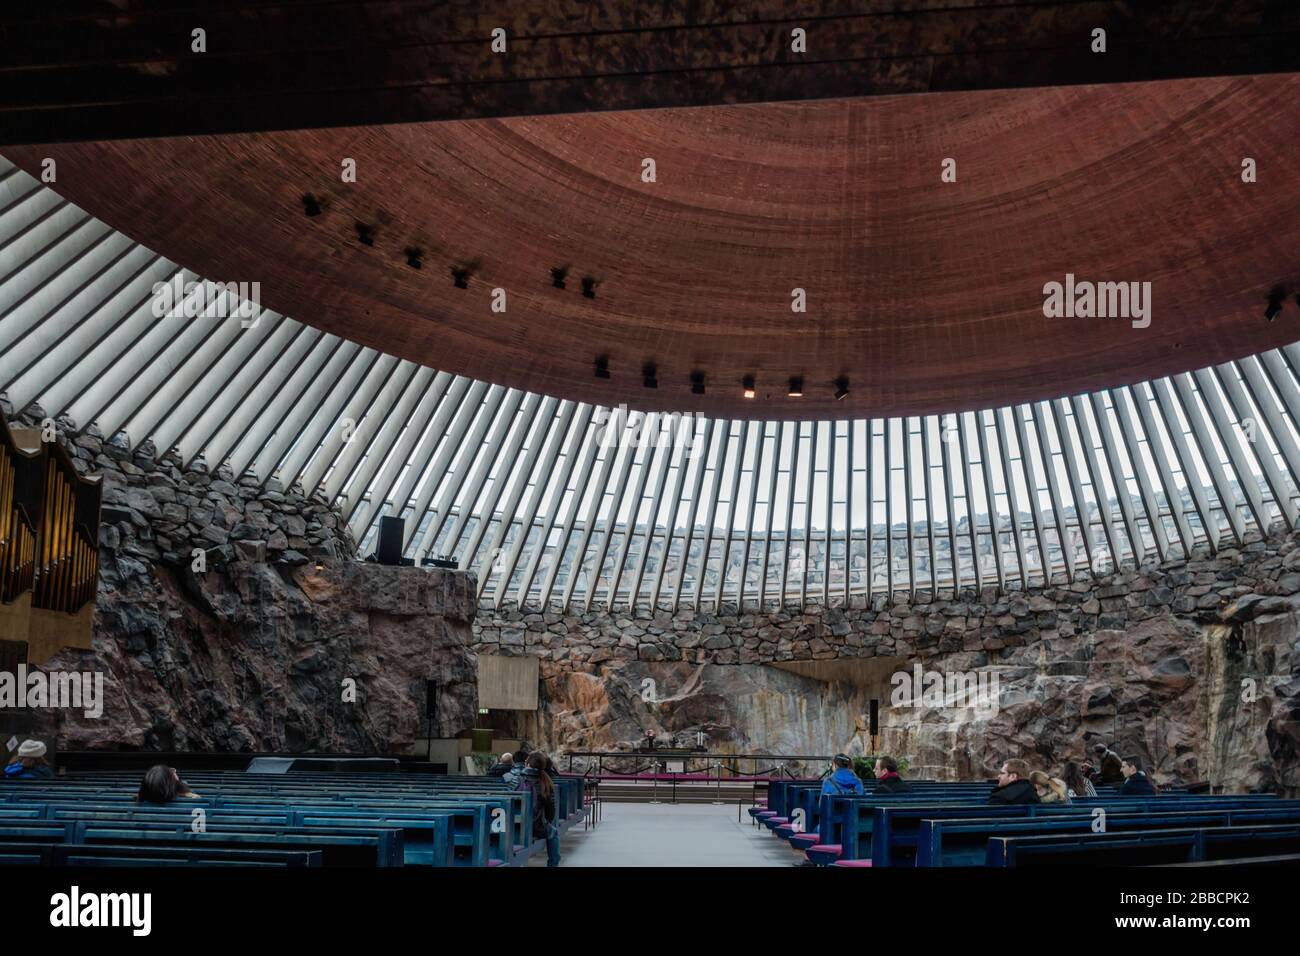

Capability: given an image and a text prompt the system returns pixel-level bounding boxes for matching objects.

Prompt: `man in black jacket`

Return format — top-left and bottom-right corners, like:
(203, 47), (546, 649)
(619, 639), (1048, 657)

(874, 755), (910, 793)
(988, 758), (1040, 805)
(1120, 755), (1157, 795)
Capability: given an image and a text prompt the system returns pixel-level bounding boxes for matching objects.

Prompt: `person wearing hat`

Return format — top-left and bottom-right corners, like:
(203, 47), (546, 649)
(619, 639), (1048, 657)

(820, 753), (865, 796)
(4, 739), (54, 780)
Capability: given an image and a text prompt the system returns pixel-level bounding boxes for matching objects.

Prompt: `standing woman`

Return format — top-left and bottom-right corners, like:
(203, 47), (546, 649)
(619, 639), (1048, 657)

(520, 751), (560, 866)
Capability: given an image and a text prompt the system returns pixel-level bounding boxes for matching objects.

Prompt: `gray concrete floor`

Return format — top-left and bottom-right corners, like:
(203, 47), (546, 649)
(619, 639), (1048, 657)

(530, 802), (800, 867)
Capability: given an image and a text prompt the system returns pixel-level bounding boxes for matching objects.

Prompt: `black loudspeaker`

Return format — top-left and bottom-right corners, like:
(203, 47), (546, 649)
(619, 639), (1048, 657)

(377, 515), (405, 565)
(869, 699), (880, 736)
(425, 679), (438, 720)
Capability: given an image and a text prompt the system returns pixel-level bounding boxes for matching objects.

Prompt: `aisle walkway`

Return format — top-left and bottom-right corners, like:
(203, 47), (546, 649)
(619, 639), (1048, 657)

(533, 802), (797, 867)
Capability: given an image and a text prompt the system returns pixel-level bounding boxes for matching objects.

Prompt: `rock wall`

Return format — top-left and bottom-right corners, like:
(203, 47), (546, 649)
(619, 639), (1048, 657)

(7, 397), (1299, 791)
(476, 535), (1300, 793)
(5, 405), (480, 753)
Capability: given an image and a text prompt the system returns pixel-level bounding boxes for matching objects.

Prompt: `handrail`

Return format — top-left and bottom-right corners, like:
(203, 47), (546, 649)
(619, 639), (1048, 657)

(562, 750), (837, 761)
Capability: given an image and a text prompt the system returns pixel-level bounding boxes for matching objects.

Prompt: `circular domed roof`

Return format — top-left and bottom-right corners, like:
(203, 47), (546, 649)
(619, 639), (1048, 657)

(9, 73), (1300, 419)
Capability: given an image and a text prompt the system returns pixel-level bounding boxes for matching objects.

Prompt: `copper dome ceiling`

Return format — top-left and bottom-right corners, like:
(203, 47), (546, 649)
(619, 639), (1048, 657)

(8, 73), (1300, 418)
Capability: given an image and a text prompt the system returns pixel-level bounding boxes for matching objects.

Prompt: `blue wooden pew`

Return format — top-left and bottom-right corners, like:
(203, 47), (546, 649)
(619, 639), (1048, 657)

(986, 823), (1300, 866)
(817, 793), (1283, 865)
(916, 805), (1300, 866)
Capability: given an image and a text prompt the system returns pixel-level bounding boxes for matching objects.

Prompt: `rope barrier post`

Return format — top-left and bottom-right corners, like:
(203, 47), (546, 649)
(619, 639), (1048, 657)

(712, 761), (724, 805)
(650, 761), (661, 805)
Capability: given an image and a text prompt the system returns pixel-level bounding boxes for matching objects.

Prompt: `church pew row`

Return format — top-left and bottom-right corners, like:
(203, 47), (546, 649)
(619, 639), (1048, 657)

(0, 841), (321, 866)
(3, 772), (586, 826)
(0, 771), (588, 867)
(986, 824), (1300, 866)
(0, 816), (403, 868)
(20, 770), (587, 823)
(913, 806), (1300, 866)
(833, 795), (1285, 864)
(868, 798), (1299, 865)
(3, 792), (530, 862)
(750, 789), (1289, 865)
(0, 805), (453, 865)
(0, 818), (403, 865)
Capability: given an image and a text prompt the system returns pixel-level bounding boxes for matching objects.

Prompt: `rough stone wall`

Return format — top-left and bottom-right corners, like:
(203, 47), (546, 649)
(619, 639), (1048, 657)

(7, 397), (1298, 791)
(476, 535), (1300, 793)
(5, 405), (479, 753)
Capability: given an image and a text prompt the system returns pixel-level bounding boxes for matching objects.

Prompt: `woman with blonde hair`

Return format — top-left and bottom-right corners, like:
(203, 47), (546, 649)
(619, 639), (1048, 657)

(1030, 769), (1070, 804)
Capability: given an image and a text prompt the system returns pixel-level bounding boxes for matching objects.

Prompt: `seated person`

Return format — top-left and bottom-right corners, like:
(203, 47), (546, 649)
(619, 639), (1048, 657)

(1030, 769), (1070, 804)
(874, 755), (910, 793)
(820, 754), (864, 796)
(136, 765), (201, 804)
(3, 739), (54, 780)
(989, 759), (1040, 804)
(502, 749), (529, 790)
(1093, 744), (1125, 785)
(1119, 755), (1157, 795)
(1062, 760), (1097, 798)
(486, 752), (514, 777)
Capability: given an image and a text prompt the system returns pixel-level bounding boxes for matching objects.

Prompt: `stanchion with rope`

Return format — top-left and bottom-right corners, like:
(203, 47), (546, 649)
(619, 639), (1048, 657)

(712, 761), (724, 805)
(649, 760), (662, 805)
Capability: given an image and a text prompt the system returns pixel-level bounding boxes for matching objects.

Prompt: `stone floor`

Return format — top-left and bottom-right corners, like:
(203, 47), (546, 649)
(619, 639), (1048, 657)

(529, 801), (799, 867)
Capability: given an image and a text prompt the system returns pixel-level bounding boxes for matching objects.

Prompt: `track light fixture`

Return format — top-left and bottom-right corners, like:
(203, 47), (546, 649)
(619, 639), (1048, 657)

(643, 363), (658, 389)
(551, 267), (567, 289)
(405, 247), (423, 270)
(355, 222), (375, 246)
(788, 376), (804, 397)
(594, 355), (610, 379)
(742, 375), (756, 399)
(690, 371), (705, 395)
(582, 277), (596, 299)
(1267, 286), (1287, 322)
(834, 376), (849, 401)
(302, 194), (322, 217)
(452, 268), (470, 289)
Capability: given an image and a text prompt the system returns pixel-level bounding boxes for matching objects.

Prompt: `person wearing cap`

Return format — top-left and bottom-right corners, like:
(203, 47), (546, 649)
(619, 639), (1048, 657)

(3, 739), (54, 780)
(820, 753), (865, 796)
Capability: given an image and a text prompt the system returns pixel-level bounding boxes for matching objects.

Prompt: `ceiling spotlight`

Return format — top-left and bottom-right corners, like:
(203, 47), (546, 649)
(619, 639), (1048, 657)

(551, 267), (567, 290)
(582, 277), (596, 299)
(690, 371), (705, 395)
(302, 194), (322, 217)
(643, 363), (658, 389)
(452, 268), (470, 289)
(742, 375), (756, 399)
(594, 355), (610, 379)
(1266, 286), (1287, 321)
(834, 376), (849, 401)
(788, 376), (804, 398)
(405, 247), (423, 270)
(355, 222), (375, 246)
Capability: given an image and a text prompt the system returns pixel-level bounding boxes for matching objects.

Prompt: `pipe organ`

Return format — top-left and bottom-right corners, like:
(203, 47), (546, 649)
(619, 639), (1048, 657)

(0, 418), (102, 664)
